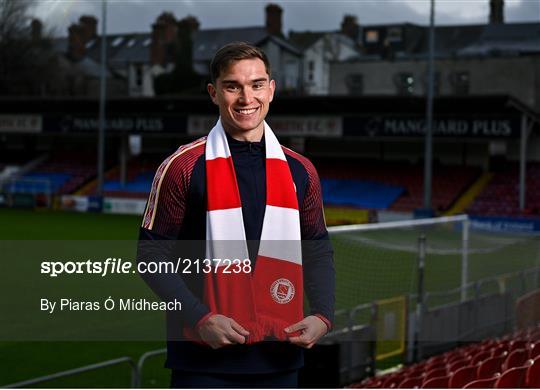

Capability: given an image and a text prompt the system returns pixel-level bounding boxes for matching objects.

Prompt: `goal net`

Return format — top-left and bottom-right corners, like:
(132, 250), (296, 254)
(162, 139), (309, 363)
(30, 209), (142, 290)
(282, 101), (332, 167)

(328, 215), (540, 314)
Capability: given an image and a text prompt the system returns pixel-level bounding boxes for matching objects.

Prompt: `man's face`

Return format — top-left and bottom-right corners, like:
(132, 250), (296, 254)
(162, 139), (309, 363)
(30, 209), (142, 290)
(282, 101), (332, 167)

(208, 58), (275, 140)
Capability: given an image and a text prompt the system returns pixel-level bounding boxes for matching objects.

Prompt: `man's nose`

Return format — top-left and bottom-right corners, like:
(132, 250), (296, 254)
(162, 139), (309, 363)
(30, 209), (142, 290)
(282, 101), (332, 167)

(238, 88), (254, 104)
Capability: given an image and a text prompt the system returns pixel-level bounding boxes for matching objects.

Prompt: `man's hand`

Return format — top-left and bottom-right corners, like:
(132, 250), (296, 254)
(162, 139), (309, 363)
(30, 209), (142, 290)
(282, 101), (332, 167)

(197, 314), (250, 349)
(284, 315), (328, 349)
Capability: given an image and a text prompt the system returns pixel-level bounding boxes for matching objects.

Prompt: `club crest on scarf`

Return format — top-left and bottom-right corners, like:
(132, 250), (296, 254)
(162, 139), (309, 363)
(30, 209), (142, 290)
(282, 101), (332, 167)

(270, 278), (295, 304)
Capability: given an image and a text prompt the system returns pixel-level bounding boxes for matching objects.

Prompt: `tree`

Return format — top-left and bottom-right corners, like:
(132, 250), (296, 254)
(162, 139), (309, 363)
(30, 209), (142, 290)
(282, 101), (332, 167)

(0, 0), (58, 95)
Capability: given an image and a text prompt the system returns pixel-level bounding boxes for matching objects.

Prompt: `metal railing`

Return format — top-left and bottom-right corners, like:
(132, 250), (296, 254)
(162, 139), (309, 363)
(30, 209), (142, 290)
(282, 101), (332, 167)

(4, 357), (138, 388)
(135, 348), (167, 388)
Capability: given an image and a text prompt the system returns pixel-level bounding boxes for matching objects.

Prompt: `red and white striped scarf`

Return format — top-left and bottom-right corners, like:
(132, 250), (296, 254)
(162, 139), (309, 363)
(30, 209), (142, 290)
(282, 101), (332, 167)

(191, 119), (303, 344)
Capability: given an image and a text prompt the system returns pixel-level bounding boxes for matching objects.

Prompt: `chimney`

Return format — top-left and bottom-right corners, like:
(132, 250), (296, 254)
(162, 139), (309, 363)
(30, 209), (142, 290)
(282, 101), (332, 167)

(341, 15), (359, 40)
(68, 23), (86, 61)
(157, 12), (178, 43)
(265, 4), (283, 37)
(31, 19), (42, 41)
(150, 12), (178, 65)
(489, 0), (504, 24)
(79, 15), (98, 42)
(179, 15), (200, 33)
(150, 22), (165, 65)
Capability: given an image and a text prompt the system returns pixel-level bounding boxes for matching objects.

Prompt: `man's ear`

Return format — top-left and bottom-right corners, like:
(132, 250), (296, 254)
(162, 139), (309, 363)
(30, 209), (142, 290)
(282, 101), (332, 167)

(269, 79), (276, 103)
(207, 83), (218, 105)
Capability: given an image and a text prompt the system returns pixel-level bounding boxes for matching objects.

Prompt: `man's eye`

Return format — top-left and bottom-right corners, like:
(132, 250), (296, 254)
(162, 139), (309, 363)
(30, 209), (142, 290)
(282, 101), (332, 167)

(253, 83), (265, 89)
(226, 85), (239, 91)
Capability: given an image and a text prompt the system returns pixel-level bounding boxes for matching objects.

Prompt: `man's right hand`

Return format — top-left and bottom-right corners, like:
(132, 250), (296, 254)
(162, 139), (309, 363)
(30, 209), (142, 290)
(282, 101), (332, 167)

(196, 314), (250, 349)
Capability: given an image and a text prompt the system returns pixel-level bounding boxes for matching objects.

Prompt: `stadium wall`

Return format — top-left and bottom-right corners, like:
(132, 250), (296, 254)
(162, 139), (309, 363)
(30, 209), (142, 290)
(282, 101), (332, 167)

(470, 216), (540, 233)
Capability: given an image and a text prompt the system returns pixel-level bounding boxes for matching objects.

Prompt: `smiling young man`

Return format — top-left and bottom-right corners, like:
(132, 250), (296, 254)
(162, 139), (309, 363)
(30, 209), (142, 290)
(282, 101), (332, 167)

(138, 42), (335, 388)
(207, 54), (274, 142)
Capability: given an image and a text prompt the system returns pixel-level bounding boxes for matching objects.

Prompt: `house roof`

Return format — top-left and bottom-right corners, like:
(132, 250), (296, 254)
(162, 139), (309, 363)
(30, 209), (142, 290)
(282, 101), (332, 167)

(192, 26), (301, 62)
(193, 26), (268, 61)
(288, 31), (326, 51)
(458, 22), (540, 56)
(418, 24), (486, 57)
(52, 19), (540, 70)
(288, 30), (360, 54)
(345, 21), (540, 61)
(84, 33), (151, 64)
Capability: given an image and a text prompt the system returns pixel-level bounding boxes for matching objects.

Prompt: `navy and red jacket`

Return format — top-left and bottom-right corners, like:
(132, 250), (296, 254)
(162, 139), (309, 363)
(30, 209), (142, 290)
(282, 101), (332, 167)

(137, 132), (335, 374)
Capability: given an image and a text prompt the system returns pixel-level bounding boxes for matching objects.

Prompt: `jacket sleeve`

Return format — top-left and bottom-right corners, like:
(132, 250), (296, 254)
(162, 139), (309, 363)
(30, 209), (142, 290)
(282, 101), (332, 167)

(136, 154), (210, 328)
(137, 228), (210, 327)
(299, 159), (336, 327)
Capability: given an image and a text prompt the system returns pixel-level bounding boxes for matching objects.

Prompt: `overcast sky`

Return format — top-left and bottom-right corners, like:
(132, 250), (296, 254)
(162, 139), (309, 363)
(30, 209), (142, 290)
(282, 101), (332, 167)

(31, 0), (540, 37)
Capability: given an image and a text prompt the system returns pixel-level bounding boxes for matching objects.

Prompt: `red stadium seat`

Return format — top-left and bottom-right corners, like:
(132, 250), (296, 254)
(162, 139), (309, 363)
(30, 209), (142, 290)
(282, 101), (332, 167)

(526, 356), (540, 388)
(427, 355), (446, 365)
(529, 342), (540, 359)
(446, 355), (465, 367)
(509, 340), (528, 352)
(502, 348), (529, 371)
(421, 375), (450, 388)
(449, 365), (477, 388)
(471, 350), (491, 366)
(490, 345), (507, 358)
(463, 376), (499, 388)
(365, 379), (384, 388)
(424, 367), (447, 381)
(382, 373), (404, 388)
(494, 364), (530, 388)
(362, 377), (383, 389)
(477, 355), (506, 379)
(405, 367), (425, 379)
(530, 329), (540, 343)
(447, 357), (469, 373)
(398, 376), (423, 388)
(358, 376), (383, 388)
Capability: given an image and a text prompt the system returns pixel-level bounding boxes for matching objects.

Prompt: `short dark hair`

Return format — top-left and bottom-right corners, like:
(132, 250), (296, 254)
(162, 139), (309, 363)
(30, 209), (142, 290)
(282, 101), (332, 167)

(210, 42), (271, 83)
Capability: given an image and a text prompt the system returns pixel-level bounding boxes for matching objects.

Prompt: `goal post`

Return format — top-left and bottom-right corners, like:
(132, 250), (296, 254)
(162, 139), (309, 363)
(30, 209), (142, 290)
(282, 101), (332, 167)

(328, 214), (470, 312)
(327, 213), (539, 313)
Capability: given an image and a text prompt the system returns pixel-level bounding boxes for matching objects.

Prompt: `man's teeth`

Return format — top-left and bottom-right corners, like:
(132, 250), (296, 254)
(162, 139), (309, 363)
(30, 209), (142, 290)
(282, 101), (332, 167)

(237, 108), (257, 115)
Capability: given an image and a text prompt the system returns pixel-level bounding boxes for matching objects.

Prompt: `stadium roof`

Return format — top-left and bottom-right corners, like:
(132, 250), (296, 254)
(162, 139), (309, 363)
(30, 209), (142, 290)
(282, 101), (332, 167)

(2, 95), (537, 121)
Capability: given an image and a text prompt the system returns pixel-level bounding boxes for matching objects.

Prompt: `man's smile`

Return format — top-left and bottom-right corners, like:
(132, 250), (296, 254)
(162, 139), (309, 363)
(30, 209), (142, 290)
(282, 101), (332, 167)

(234, 107), (260, 116)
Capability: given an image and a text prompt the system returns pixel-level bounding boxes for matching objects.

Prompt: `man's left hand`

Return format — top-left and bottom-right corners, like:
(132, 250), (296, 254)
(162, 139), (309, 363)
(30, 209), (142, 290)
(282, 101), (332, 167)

(284, 315), (328, 349)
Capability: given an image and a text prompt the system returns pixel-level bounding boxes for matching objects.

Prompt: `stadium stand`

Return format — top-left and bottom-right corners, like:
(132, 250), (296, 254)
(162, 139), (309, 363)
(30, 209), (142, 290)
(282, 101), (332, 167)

(350, 324), (540, 388)
(3, 152), (99, 195)
(467, 162), (540, 219)
(315, 158), (480, 212)
(321, 178), (404, 209)
(80, 155), (162, 198)
(0, 151), (40, 179)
